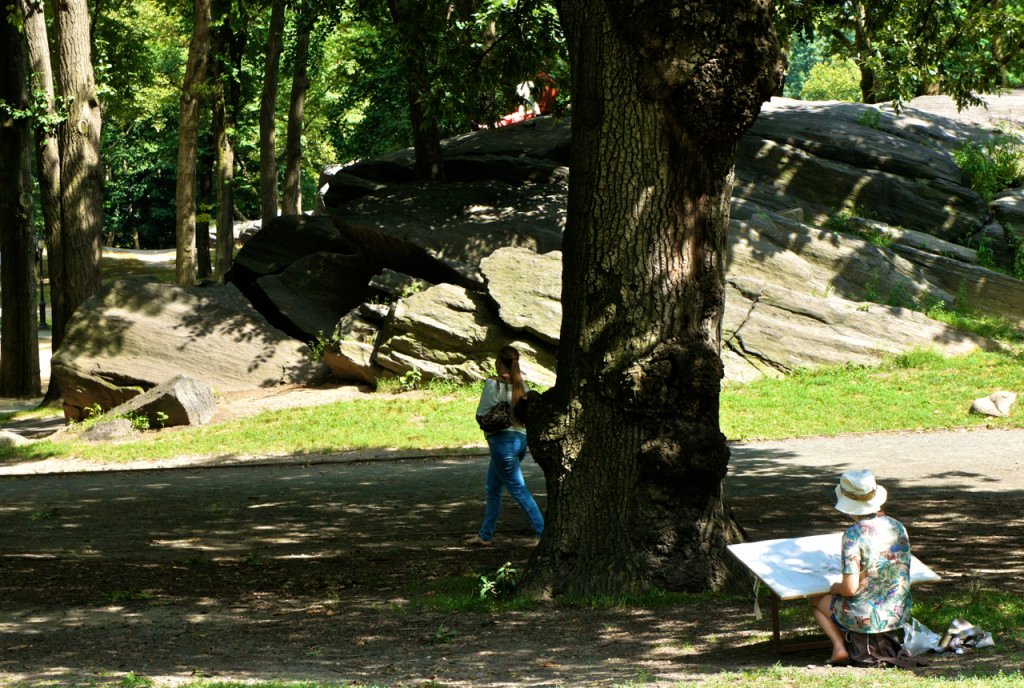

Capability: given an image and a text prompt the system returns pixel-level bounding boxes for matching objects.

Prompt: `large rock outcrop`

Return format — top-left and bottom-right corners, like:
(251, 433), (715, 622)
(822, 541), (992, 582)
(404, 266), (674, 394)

(52, 277), (321, 420)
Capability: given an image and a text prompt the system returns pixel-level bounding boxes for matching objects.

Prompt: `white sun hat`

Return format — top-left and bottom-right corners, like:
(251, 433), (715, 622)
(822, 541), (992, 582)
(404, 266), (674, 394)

(834, 469), (888, 516)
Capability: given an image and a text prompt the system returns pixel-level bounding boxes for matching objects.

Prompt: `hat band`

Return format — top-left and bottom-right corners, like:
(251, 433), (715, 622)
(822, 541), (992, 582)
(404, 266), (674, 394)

(840, 486), (876, 502)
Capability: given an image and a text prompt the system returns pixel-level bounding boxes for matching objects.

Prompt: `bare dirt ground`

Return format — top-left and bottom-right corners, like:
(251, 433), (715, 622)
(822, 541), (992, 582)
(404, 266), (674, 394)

(1, 412), (1023, 687)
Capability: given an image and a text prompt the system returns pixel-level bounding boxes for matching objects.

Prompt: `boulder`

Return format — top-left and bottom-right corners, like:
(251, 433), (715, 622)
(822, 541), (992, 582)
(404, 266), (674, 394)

(226, 215), (353, 291)
(970, 391), (1017, 417)
(105, 374), (217, 428)
(726, 212), (955, 307)
(480, 247), (562, 344)
(83, 418), (136, 443)
(322, 306), (389, 386)
(889, 245), (1024, 327)
(374, 283), (556, 387)
(443, 155), (569, 185)
(368, 269), (431, 301)
(329, 180), (565, 288)
(845, 217), (978, 264)
(722, 276), (996, 378)
(52, 277), (321, 421)
(254, 252), (376, 339)
(0, 430), (31, 448)
(319, 171), (387, 208)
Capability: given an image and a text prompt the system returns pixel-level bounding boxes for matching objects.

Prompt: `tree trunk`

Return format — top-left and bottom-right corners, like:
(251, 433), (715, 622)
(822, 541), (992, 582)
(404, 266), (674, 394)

(212, 0), (245, 279)
(53, 0), (103, 334)
(388, 0), (445, 182)
(0, 11), (42, 396)
(524, 0), (782, 597)
(282, 0), (313, 215)
(259, 0), (286, 220)
(174, 0), (212, 286)
(853, 1), (876, 103)
(196, 165), (212, 279)
(20, 0), (63, 347)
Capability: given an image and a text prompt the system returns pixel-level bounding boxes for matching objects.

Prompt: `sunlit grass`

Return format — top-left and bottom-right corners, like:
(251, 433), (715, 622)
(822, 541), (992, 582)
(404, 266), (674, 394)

(2, 387), (484, 463)
(3, 349), (1023, 463)
(720, 349), (1024, 441)
(702, 666), (1023, 687)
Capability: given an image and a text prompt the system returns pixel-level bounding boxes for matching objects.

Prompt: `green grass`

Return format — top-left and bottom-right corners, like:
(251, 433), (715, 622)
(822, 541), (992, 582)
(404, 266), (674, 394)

(720, 349), (1024, 441)
(703, 666), (1023, 687)
(4, 348), (1024, 463)
(1, 385), (485, 463)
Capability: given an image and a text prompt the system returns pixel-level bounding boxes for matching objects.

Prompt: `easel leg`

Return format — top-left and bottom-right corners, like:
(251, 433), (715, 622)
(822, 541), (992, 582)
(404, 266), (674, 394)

(770, 592), (781, 652)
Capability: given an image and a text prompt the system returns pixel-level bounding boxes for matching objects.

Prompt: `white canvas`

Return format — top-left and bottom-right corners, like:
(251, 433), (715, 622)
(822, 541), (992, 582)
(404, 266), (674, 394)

(728, 532), (941, 600)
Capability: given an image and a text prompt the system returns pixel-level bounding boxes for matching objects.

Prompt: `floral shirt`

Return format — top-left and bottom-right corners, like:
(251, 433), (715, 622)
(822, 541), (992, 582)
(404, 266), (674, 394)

(830, 515), (912, 633)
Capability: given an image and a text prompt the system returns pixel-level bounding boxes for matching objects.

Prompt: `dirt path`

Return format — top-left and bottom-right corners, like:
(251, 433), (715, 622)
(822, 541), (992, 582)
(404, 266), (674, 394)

(1, 428), (1022, 686)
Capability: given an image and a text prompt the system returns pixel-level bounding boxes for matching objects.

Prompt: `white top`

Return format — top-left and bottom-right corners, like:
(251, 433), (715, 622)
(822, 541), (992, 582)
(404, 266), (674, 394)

(476, 378), (527, 435)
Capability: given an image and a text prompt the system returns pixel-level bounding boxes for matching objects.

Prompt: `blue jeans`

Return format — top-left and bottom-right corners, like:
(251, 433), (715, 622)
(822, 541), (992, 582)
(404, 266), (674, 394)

(478, 431), (544, 541)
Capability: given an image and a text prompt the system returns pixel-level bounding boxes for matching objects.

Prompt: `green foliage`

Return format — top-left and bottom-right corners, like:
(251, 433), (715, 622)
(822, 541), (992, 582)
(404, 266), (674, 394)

(971, 232), (998, 269)
(306, 330), (338, 362)
(822, 209), (854, 233)
(800, 57), (861, 102)
(776, 1), (1024, 109)
(396, 368), (423, 392)
(857, 108), (882, 129)
(1010, 228), (1024, 280)
(477, 562), (519, 600)
(954, 136), (1024, 203)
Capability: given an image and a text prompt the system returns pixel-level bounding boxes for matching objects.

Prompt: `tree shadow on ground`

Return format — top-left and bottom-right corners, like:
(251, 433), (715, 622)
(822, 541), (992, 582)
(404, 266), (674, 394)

(0, 450), (1020, 686)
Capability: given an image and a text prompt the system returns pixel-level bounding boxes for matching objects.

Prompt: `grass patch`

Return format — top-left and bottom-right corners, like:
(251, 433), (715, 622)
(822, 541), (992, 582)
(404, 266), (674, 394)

(927, 301), (1024, 343)
(912, 588), (1024, 646)
(703, 666), (1023, 687)
(4, 349), (1024, 462)
(721, 349), (1024, 441)
(0, 387), (484, 463)
(0, 406), (63, 424)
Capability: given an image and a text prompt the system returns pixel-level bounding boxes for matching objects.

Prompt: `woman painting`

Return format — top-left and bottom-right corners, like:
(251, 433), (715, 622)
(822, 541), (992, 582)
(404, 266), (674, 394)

(471, 345), (544, 545)
(810, 469), (912, 665)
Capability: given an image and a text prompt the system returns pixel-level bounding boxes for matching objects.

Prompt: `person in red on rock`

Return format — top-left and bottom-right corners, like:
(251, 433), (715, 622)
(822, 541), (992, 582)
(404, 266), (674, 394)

(495, 72), (558, 127)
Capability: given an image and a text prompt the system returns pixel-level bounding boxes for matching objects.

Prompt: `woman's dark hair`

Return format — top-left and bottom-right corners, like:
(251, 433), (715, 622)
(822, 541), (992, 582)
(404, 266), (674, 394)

(497, 345), (526, 421)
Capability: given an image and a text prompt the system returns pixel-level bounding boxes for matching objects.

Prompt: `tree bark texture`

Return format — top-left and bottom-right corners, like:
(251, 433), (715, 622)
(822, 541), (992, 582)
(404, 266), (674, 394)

(20, 0), (64, 350)
(282, 1), (312, 215)
(524, 0), (782, 596)
(259, 0), (286, 220)
(174, 0), (212, 286)
(0, 13), (42, 396)
(387, 0), (446, 182)
(212, 0), (245, 279)
(53, 0), (103, 336)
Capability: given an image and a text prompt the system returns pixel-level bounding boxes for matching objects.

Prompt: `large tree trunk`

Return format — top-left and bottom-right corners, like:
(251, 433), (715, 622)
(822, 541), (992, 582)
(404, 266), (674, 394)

(20, 0), (63, 347)
(387, 0), (445, 182)
(524, 0), (782, 597)
(282, 0), (313, 215)
(259, 0), (286, 220)
(53, 0), (103, 335)
(174, 0), (212, 286)
(0, 11), (42, 397)
(212, 0), (245, 279)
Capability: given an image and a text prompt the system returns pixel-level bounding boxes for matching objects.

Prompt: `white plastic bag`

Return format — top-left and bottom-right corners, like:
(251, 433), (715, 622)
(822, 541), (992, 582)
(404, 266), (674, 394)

(902, 617), (943, 656)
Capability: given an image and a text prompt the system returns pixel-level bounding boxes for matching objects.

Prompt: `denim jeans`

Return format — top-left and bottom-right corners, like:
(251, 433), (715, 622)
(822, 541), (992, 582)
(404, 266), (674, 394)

(478, 430), (544, 541)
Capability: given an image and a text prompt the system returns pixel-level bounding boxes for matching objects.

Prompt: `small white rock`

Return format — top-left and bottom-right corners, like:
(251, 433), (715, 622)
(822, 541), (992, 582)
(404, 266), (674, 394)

(970, 391), (1017, 417)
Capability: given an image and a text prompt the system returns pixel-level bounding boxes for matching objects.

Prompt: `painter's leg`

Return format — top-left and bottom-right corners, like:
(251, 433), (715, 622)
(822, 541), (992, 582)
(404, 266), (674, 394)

(810, 594), (849, 663)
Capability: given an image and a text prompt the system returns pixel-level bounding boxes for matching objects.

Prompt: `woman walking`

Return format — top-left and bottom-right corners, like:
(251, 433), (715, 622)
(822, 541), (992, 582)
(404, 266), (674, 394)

(472, 345), (544, 545)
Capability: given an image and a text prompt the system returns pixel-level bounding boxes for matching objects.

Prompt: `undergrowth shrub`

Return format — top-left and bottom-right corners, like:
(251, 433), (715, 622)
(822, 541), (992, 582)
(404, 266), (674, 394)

(953, 135), (1024, 202)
